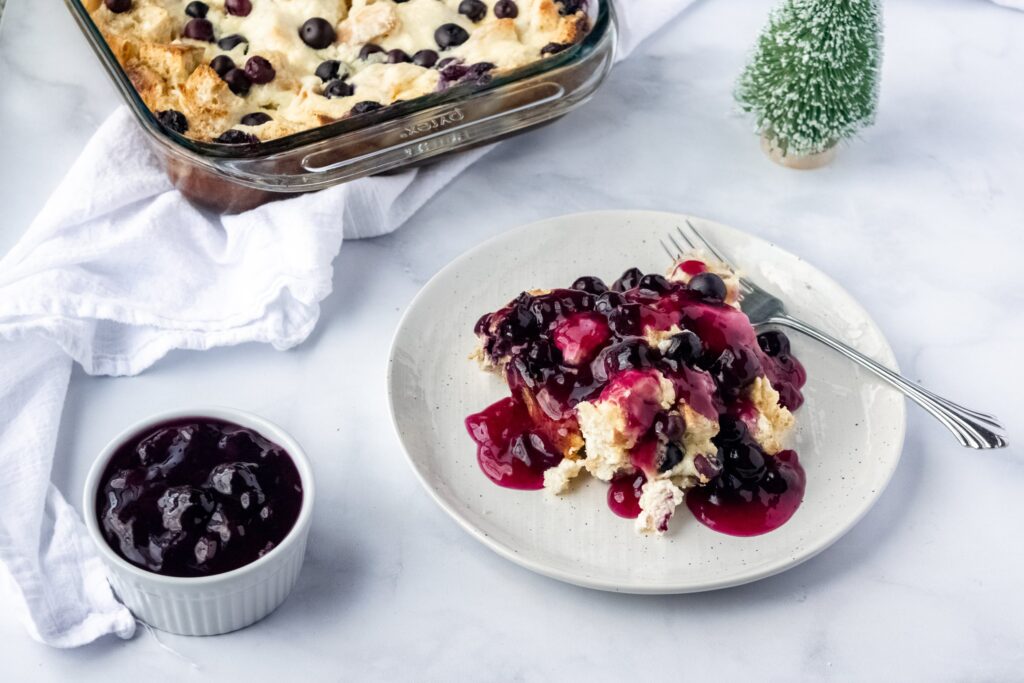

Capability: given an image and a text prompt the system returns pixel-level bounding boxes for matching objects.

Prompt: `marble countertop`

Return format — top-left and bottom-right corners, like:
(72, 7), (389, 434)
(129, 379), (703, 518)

(1, 0), (1022, 679)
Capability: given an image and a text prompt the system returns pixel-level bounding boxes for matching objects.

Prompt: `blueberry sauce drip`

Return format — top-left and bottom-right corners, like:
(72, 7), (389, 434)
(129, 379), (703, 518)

(96, 418), (303, 577)
(466, 266), (809, 536)
(608, 471), (646, 518)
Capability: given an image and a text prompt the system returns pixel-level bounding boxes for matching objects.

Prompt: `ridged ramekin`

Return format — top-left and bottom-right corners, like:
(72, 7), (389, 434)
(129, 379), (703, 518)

(83, 407), (315, 636)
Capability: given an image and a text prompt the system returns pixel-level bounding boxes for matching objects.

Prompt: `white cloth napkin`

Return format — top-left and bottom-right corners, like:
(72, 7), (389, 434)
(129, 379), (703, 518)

(0, 0), (695, 648)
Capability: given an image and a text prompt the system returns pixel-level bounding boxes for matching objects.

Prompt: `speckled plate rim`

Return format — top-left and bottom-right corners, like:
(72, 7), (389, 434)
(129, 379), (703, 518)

(387, 210), (907, 594)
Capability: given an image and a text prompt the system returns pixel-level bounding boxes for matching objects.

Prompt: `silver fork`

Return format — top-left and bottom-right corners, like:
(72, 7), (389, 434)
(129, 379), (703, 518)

(662, 221), (1008, 450)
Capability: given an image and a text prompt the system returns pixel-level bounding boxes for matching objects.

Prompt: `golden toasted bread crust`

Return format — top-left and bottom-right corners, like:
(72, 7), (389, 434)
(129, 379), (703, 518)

(89, 0), (590, 142)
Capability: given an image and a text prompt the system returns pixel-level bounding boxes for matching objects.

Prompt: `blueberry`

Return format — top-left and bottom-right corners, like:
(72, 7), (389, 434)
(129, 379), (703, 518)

(358, 43), (385, 60)
(757, 330), (791, 357)
(412, 49), (439, 68)
(240, 112), (272, 126)
(299, 18), (336, 49)
(593, 338), (653, 379)
(217, 34), (248, 51)
(710, 347), (762, 400)
(653, 412), (686, 442)
(662, 330), (703, 365)
(541, 42), (570, 56)
(104, 0), (131, 13)
(612, 267), (643, 292)
(436, 57), (458, 70)
(156, 110), (189, 134)
(571, 276), (608, 295)
(350, 101), (383, 115)
(225, 0), (252, 16)
(693, 453), (722, 481)
(185, 1), (208, 18)
(435, 23), (470, 50)
(556, 0), (584, 14)
(494, 0), (519, 18)
(509, 432), (562, 471)
(715, 415), (747, 443)
(689, 272), (727, 302)
(760, 468), (788, 494)
(183, 18), (215, 42)
(658, 442), (684, 473)
(244, 56), (275, 84)
(458, 0), (487, 22)
(210, 55), (235, 77)
(724, 443), (765, 479)
(323, 79), (354, 98)
(214, 129), (260, 144)
(223, 67), (252, 95)
(315, 60), (340, 82)
(607, 303), (642, 337)
(594, 290), (624, 315)
(386, 49), (411, 64)
(637, 273), (671, 297)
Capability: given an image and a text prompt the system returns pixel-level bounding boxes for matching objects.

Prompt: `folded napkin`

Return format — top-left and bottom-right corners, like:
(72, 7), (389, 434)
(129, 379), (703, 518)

(0, 0), (696, 648)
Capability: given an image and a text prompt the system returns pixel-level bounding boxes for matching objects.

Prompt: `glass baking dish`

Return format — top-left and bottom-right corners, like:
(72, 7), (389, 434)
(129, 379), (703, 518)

(64, 0), (617, 213)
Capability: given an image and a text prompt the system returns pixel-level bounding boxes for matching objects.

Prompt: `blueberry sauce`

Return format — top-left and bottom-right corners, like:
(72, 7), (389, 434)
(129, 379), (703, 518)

(686, 449), (805, 536)
(465, 398), (561, 490)
(608, 471), (646, 518)
(467, 266), (808, 536)
(96, 418), (303, 577)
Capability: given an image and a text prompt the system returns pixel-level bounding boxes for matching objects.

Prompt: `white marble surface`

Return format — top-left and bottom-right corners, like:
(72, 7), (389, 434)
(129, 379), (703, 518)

(1, 0), (1022, 679)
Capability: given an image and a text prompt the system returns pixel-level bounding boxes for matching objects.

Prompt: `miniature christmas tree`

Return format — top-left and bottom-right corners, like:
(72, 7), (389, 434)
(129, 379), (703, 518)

(735, 0), (882, 169)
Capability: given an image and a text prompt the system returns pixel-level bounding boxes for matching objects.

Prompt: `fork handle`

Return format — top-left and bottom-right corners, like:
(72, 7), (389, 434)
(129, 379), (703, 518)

(763, 314), (1008, 450)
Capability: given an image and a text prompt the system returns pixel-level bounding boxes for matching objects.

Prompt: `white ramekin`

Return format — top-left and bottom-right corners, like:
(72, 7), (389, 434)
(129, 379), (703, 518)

(83, 407), (315, 637)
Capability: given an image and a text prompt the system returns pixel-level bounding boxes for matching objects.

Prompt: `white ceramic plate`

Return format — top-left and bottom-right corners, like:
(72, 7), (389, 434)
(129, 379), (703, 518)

(387, 210), (906, 593)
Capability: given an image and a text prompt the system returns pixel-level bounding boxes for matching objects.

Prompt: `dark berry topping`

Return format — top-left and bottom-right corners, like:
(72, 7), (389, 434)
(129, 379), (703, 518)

(350, 101), (383, 115)
(156, 109), (189, 134)
(611, 267), (643, 292)
(299, 18), (336, 49)
(637, 273), (671, 296)
(244, 56), (275, 83)
(412, 49), (439, 68)
(104, 0), (131, 13)
(386, 49), (411, 64)
(435, 23), (470, 50)
(240, 112), (272, 126)
(315, 60), (341, 81)
(323, 79), (354, 99)
(757, 330), (791, 358)
(225, 0), (252, 16)
(653, 412), (686, 442)
(607, 303), (642, 337)
(722, 442), (766, 480)
(494, 0), (519, 18)
(593, 338), (654, 381)
(594, 290), (625, 314)
(223, 68), (252, 96)
(688, 272), (727, 302)
(458, 0), (487, 22)
(358, 43), (385, 59)
(658, 442), (685, 473)
(436, 56), (458, 69)
(571, 276), (608, 295)
(214, 129), (260, 145)
(715, 415), (747, 444)
(217, 34), (248, 51)
(185, 1), (208, 18)
(210, 55), (236, 77)
(183, 18), (215, 42)
(541, 42), (571, 56)
(662, 330), (703, 366)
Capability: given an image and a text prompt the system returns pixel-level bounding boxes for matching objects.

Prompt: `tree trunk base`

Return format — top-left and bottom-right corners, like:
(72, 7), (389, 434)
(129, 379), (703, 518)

(761, 136), (837, 170)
